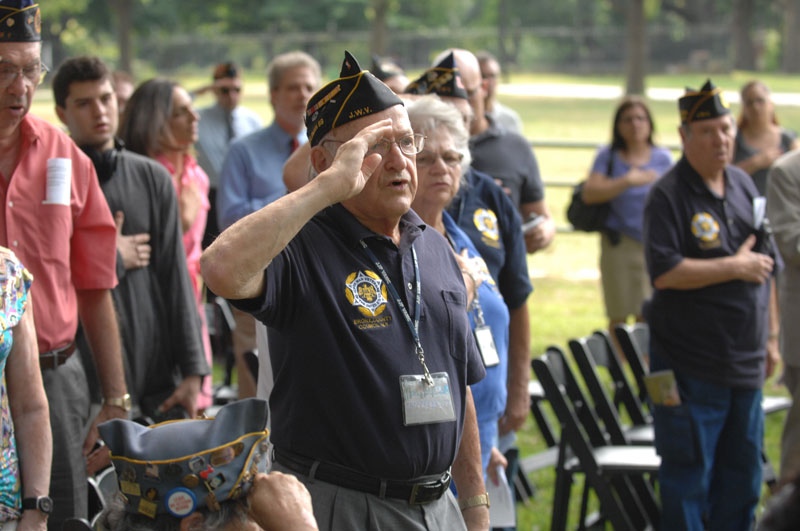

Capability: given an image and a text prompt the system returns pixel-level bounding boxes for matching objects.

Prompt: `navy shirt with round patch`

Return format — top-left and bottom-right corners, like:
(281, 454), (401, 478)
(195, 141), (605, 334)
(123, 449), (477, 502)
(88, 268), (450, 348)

(447, 167), (532, 310)
(233, 204), (485, 479)
(643, 156), (780, 389)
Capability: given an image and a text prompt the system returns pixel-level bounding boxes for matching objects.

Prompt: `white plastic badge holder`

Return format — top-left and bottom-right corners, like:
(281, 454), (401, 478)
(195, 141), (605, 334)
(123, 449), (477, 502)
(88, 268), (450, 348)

(400, 372), (457, 425)
(474, 326), (500, 367)
(43, 158), (71, 206)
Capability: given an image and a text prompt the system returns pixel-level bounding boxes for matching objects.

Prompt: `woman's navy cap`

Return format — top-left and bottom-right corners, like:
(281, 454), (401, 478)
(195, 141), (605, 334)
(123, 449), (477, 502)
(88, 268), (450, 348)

(0, 1), (40, 42)
(679, 79), (731, 125)
(404, 52), (468, 101)
(305, 51), (403, 147)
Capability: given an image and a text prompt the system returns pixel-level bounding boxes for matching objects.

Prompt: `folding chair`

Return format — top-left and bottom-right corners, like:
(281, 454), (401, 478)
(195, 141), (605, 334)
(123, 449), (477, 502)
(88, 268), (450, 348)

(62, 518), (93, 531)
(569, 334), (652, 446)
(533, 347), (660, 531)
(614, 323), (651, 411)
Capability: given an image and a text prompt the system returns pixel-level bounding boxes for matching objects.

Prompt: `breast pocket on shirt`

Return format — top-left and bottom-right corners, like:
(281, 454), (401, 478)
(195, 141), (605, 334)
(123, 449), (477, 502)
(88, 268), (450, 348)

(441, 289), (468, 362)
(31, 203), (72, 267)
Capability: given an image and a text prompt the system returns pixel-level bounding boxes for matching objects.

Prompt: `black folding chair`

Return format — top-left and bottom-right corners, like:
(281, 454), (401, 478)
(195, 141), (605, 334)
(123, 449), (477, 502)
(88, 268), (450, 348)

(532, 347), (660, 531)
(569, 334), (652, 446)
(62, 518), (93, 531)
(614, 323), (651, 411)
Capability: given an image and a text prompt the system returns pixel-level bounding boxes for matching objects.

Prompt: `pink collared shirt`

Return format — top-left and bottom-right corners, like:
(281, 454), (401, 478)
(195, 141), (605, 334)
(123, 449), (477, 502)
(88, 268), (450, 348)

(0, 115), (117, 353)
(155, 153), (210, 300)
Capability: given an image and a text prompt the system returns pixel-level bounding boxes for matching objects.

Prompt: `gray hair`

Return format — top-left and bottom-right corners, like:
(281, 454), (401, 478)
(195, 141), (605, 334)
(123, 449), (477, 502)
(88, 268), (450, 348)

(99, 493), (250, 531)
(266, 51), (321, 91)
(405, 95), (472, 170)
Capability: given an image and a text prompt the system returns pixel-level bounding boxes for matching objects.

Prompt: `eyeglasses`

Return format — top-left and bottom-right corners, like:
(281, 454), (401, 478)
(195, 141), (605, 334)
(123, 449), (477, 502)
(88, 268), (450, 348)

(369, 133), (426, 156)
(220, 86), (241, 95)
(323, 133), (426, 157)
(416, 150), (464, 168)
(0, 60), (48, 88)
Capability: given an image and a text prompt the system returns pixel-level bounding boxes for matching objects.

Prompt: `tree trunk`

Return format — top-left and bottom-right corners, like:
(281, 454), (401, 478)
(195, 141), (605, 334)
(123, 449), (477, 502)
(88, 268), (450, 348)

(370, 0), (389, 56)
(114, 0), (134, 74)
(625, 0), (646, 95)
(497, 0), (510, 66)
(732, 0), (756, 70)
(782, 0), (800, 72)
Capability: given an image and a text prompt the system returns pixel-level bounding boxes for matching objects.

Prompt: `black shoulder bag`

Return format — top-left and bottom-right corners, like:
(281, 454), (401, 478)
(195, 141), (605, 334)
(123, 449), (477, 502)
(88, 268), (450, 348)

(566, 150), (620, 244)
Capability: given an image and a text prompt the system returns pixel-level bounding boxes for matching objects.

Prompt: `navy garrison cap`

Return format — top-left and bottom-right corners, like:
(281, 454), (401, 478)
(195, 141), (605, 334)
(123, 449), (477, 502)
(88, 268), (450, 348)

(98, 399), (270, 519)
(679, 79), (731, 125)
(371, 53), (404, 82)
(305, 51), (403, 146)
(0, 0), (39, 42)
(404, 52), (468, 100)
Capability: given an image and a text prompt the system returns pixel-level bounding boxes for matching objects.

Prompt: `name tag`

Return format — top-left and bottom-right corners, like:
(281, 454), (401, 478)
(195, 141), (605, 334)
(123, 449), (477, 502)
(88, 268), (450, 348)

(474, 325), (500, 367)
(400, 372), (457, 425)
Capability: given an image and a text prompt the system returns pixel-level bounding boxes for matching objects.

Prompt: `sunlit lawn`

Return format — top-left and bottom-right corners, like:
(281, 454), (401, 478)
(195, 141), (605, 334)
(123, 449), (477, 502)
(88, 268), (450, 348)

(30, 70), (795, 530)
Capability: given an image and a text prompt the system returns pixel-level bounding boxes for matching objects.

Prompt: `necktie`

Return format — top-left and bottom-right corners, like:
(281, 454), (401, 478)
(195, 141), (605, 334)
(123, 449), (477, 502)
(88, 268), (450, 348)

(226, 113), (235, 144)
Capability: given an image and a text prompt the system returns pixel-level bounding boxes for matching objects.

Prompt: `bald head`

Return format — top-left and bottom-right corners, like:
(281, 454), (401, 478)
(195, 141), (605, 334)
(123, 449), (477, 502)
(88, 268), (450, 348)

(433, 48), (486, 135)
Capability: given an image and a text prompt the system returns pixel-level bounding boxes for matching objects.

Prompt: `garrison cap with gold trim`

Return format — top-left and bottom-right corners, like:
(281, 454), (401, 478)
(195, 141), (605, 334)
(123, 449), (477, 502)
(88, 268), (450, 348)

(98, 399), (270, 519)
(305, 50), (403, 147)
(404, 52), (468, 100)
(0, 0), (40, 42)
(679, 79), (731, 125)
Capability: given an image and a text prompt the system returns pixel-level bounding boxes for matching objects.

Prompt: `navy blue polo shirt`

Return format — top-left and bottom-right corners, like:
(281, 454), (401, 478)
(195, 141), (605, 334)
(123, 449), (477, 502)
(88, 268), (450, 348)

(643, 156), (779, 389)
(469, 115), (545, 209)
(447, 167), (532, 310)
(233, 204), (485, 479)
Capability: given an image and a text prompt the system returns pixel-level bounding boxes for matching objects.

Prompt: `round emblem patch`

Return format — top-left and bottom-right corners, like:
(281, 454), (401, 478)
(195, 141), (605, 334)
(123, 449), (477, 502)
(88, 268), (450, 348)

(345, 270), (388, 317)
(691, 212), (720, 242)
(166, 487), (197, 518)
(473, 208), (499, 241)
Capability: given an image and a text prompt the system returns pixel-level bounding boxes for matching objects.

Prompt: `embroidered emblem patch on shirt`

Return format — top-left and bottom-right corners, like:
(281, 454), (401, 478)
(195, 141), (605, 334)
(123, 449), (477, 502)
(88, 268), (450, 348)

(691, 212), (721, 249)
(345, 270), (393, 329)
(473, 208), (500, 247)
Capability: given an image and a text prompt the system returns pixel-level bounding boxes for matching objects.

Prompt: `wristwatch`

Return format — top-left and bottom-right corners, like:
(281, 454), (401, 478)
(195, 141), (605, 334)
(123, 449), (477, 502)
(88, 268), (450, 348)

(104, 393), (132, 412)
(458, 492), (490, 511)
(22, 496), (53, 515)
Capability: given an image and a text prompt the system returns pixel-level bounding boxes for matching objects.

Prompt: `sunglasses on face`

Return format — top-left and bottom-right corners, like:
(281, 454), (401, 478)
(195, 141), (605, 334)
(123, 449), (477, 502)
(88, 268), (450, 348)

(220, 86), (241, 95)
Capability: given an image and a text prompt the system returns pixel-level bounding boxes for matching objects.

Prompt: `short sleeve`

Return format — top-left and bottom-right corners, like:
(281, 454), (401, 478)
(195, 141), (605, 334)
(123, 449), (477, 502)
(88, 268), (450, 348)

(643, 186), (684, 281)
(519, 140), (544, 204)
(0, 252), (32, 332)
(590, 146), (612, 175)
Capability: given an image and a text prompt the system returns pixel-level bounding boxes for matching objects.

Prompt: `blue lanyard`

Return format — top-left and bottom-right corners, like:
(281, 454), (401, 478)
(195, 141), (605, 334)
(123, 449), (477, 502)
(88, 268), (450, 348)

(359, 240), (433, 384)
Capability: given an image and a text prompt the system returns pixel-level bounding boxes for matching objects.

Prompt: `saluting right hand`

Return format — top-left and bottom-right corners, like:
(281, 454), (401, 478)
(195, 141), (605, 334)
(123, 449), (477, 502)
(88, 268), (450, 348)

(318, 119), (394, 204)
(735, 234), (774, 284)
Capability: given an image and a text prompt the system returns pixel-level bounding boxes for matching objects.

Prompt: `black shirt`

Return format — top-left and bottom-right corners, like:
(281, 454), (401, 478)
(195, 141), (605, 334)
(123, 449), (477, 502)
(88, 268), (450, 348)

(643, 156), (779, 389)
(235, 204), (485, 479)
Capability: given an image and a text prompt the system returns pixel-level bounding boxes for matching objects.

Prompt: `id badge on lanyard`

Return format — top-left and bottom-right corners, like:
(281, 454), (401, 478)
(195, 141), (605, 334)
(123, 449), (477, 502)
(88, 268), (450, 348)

(472, 298), (499, 367)
(400, 372), (457, 425)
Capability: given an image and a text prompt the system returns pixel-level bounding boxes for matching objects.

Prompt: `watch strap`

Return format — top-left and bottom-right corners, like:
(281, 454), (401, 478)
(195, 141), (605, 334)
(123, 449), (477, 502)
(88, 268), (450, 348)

(458, 492), (490, 511)
(104, 393), (132, 412)
(22, 496), (53, 514)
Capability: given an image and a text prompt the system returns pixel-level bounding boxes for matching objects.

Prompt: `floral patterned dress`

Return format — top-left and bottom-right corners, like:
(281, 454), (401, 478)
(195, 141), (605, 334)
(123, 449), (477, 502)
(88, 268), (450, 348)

(0, 251), (32, 521)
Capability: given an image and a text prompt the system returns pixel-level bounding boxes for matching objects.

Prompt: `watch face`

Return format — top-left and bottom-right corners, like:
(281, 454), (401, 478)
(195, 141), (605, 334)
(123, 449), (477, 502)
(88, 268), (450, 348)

(39, 497), (53, 514)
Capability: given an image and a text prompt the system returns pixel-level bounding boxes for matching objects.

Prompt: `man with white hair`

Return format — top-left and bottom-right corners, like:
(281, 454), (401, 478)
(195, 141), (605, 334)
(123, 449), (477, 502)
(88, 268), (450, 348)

(203, 51), (489, 530)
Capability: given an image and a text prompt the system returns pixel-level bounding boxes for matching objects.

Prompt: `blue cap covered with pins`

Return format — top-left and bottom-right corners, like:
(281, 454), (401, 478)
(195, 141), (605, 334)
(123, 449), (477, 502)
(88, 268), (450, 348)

(98, 399), (270, 520)
(0, 0), (40, 42)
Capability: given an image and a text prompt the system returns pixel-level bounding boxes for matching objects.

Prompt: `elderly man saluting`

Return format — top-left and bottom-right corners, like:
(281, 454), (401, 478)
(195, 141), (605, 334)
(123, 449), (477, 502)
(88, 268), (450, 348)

(202, 52), (489, 530)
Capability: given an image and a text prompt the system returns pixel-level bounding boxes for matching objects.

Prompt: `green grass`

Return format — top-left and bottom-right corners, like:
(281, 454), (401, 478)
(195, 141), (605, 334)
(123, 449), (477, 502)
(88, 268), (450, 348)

(30, 70), (796, 529)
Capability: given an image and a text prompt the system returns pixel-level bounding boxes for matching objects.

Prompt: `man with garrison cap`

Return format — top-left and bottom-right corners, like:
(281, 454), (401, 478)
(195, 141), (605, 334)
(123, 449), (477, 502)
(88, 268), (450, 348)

(0, 1), (127, 528)
(203, 51), (489, 530)
(643, 79), (780, 530)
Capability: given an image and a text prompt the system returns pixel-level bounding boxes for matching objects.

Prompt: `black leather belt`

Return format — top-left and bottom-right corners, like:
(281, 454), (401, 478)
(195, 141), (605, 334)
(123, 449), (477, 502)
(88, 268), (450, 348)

(39, 341), (76, 370)
(274, 448), (451, 505)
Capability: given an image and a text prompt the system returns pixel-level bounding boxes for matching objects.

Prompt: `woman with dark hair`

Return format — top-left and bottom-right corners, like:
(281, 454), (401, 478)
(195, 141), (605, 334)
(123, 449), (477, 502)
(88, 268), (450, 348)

(581, 96), (673, 337)
(734, 80), (798, 195)
(119, 79), (213, 412)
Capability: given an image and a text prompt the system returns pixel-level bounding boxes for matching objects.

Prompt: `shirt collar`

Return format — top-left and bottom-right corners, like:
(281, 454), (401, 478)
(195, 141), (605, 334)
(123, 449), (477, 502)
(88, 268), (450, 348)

(678, 155), (730, 199)
(323, 203), (426, 254)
